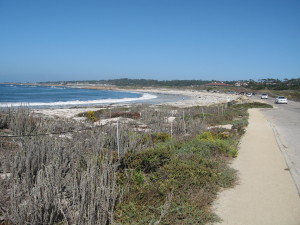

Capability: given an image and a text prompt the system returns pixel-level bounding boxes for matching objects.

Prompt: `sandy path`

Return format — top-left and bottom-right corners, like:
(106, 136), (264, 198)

(213, 108), (300, 225)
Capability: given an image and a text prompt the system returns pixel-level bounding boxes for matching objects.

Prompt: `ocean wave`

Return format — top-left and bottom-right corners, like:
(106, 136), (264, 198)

(49, 86), (66, 89)
(22, 85), (37, 88)
(0, 93), (157, 107)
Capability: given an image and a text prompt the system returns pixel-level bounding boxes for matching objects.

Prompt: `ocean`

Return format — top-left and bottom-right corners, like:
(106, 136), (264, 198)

(0, 84), (157, 108)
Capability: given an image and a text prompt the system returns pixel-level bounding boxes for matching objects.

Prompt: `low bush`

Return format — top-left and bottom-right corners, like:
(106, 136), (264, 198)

(120, 147), (172, 173)
(115, 132), (237, 224)
(110, 111), (141, 119)
(232, 123), (246, 136)
(180, 132), (238, 158)
(232, 102), (273, 109)
(0, 113), (9, 129)
(86, 110), (97, 122)
(2, 102), (260, 224)
(151, 132), (171, 143)
(78, 110), (141, 121)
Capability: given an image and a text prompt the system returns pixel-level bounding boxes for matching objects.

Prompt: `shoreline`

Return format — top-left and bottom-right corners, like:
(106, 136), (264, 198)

(32, 87), (245, 119)
(1, 83), (246, 118)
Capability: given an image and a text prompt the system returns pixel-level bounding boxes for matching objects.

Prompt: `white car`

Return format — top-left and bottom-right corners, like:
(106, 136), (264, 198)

(261, 94), (268, 99)
(246, 93), (252, 97)
(275, 96), (287, 104)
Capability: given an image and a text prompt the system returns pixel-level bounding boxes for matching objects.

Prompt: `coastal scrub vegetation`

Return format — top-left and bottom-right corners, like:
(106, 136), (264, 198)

(41, 78), (211, 87)
(0, 102), (271, 224)
(41, 77), (300, 90)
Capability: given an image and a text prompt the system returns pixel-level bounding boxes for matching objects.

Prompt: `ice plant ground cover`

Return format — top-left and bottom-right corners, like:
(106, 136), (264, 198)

(0, 102), (272, 224)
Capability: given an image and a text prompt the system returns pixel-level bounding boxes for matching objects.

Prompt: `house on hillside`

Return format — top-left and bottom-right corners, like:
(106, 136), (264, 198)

(234, 81), (249, 87)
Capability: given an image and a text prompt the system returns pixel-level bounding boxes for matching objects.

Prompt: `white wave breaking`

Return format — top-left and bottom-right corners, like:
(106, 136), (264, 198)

(0, 93), (157, 107)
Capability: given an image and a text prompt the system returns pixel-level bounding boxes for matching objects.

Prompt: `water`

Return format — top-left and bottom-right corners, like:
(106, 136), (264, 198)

(0, 84), (157, 108)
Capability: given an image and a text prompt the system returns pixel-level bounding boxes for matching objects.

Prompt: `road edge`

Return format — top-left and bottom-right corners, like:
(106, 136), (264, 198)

(267, 119), (300, 195)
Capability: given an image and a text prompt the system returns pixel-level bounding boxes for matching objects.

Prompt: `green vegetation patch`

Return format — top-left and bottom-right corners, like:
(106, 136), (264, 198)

(86, 110), (97, 122)
(120, 146), (172, 173)
(77, 109), (141, 121)
(232, 102), (273, 109)
(115, 131), (237, 225)
(0, 102), (276, 224)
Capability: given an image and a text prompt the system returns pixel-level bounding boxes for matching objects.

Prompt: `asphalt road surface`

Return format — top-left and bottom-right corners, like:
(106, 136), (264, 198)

(252, 95), (300, 195)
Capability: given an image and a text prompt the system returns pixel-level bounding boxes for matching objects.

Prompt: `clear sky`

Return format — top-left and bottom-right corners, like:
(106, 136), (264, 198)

(0, 0), (299, 82)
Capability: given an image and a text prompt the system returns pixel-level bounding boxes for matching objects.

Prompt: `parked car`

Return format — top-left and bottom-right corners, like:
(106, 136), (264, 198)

(246, 93), (252, 97)
(275, 96), (287, 104)
(261, 94), (268, 99)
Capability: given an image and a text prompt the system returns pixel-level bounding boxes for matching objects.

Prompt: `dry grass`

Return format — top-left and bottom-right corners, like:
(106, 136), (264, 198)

(0, 102), (254, 224)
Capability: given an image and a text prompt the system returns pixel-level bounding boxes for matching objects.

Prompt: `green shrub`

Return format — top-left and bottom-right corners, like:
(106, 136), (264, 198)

(216, 166), (237, 188)
(120, 147), (172, 173)
(196, 132), (238, 157)
(116, 136), (238, 224)
(212, 139), (238, 157)
(132, 170), (144, 185)
(197, 131), (215, 141)
(0, 114), (9, 129)
(86, 111), (97, 122)
(114, 104), (246, 224)
(230, 119), (248, 126)
(232, 123), (246, 136)
(232, 102), (273, 109)
(151, 132), (171, 143)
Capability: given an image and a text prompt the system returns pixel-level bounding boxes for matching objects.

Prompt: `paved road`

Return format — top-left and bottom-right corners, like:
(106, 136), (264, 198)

(252, 95), (300, 194)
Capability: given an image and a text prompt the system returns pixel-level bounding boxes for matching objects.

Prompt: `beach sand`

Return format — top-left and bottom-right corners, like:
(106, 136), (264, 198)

(34, 88), (244, 119)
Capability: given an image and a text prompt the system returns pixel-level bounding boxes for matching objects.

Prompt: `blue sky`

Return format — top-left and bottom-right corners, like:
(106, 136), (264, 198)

(0, 0), (299, 82)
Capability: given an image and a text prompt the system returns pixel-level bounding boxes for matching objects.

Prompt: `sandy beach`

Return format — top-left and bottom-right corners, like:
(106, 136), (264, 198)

(33, 88), (244, 119)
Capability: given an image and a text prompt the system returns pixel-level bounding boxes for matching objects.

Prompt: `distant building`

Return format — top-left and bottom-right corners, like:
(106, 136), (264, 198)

(234, 81), (249, 87)
(206, 82), (230, 87)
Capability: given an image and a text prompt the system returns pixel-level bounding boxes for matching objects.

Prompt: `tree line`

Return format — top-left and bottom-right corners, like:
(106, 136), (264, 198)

(247, 78), (300, 90)
(41, 78), (212, 87)
(40, 77), (300, 90)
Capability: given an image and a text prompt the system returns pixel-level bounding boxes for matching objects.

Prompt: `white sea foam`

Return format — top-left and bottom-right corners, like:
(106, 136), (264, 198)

(23, 85), (37, 87)
(49, 86), (66, 89)
(0, 92), (157, 107)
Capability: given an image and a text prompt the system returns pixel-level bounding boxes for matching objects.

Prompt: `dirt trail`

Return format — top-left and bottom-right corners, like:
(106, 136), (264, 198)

(213, 108), (300, 225)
